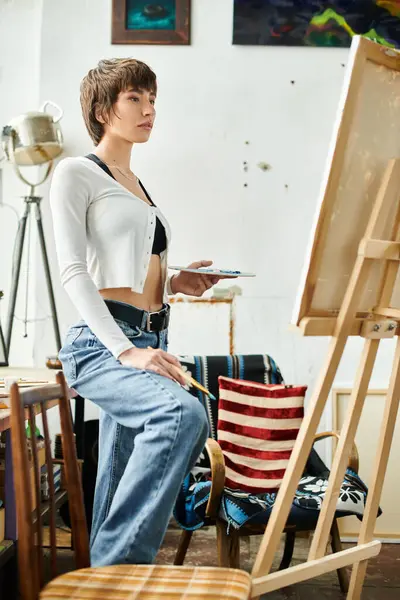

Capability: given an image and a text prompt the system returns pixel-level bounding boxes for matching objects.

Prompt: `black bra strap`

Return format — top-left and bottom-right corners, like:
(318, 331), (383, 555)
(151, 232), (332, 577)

(138, 180), (156, 207)
(85, 153), (116, 181)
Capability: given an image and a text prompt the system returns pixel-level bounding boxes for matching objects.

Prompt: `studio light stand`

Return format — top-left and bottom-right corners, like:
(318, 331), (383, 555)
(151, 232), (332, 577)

(6, 181), (62, 353)
(1, 101), (64, 357)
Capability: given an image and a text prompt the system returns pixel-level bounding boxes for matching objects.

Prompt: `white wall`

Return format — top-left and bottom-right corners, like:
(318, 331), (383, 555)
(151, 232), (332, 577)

(1, 0), (397, 438)
(0, 0), (43, 366)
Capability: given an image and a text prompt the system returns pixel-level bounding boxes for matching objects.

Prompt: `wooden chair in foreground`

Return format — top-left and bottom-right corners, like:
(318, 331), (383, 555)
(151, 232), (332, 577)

(10, 372), (252, 600)
(175, 432), (360, 593)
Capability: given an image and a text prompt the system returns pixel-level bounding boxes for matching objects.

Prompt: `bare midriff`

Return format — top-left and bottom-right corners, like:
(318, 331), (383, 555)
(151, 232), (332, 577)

(99, 254), (164, 312)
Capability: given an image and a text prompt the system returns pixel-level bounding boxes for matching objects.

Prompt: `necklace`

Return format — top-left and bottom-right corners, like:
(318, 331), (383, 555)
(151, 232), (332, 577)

(104, 162), (138, 183)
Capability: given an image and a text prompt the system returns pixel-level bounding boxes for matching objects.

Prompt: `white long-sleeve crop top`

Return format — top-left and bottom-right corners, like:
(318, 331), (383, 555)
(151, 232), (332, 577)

(50, 156), (172, 359)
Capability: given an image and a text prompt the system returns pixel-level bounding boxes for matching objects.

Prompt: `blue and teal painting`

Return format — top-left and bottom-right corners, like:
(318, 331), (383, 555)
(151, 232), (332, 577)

(126, 1), (176, 31)
(233, 1), (400, 47)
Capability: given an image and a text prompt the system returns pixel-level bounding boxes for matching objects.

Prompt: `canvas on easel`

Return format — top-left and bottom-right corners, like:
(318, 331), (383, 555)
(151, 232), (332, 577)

(245, 36), (400, 599)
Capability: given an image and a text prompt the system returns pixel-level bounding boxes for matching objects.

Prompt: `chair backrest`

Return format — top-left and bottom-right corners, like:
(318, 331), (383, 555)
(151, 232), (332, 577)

(10, 371), (90, 600)
(179, 354), (284, 481)
(217, 377), (306, 495)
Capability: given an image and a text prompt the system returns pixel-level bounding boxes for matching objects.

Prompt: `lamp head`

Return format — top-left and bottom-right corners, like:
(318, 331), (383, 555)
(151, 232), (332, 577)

(1, 101), (63, 187)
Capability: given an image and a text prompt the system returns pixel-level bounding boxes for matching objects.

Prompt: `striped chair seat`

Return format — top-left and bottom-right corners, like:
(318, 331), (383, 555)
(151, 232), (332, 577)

(40, 564), (252, 599)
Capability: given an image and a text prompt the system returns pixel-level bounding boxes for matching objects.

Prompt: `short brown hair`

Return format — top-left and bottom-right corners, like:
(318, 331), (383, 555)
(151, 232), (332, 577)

(80, 58), (157, 145)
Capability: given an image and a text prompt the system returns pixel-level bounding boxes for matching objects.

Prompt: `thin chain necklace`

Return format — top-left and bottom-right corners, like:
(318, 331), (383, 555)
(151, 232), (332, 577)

(104, 162), (138, 183)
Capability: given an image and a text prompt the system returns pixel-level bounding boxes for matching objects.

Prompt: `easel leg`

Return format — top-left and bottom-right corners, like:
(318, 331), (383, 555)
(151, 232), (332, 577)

(251, 255), (372, 582)
(308, 338), (380, 560)
(347, 336), (400, 599)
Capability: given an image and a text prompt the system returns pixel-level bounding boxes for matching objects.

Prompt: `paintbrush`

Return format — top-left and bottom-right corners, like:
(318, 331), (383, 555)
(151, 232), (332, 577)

(147, 347), (216, 400)
(178, 369), (216, 401)
(168, 363), (217, 400)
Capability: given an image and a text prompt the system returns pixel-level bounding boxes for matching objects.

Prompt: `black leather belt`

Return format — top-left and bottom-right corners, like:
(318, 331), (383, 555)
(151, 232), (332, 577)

(105, 299), (170, 332)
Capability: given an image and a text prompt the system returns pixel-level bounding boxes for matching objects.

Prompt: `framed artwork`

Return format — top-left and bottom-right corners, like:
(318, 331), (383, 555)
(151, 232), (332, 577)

(233, 1), (400, 48)
(332, 389), (400, 540)
(112, 0), (191, 45)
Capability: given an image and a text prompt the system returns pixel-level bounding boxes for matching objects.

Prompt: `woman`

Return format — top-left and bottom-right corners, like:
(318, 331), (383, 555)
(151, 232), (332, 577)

(50, 58), (225, 567)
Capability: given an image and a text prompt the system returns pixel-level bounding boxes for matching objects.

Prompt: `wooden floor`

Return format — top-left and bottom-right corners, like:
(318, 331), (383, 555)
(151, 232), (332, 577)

(158, 525), (400, 599)
(3, 523), (400, 599)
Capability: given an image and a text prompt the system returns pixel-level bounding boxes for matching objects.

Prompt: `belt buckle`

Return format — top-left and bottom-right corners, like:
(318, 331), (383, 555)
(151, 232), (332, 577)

(146, 312), (153, 332)
(146, 308), (167, 332)
(146, 308), (167, 331)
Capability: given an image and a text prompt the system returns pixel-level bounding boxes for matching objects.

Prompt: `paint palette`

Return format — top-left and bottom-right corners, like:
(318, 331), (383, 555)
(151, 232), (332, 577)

(168, 266), (256, 278)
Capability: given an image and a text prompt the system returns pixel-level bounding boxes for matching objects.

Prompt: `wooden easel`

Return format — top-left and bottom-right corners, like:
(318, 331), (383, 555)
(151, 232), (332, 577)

(249, 157), (400, 598)
(246, 36), (400, 599)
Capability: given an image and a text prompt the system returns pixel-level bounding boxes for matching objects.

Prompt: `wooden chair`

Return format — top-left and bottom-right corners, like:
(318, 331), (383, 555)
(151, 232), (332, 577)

(9, 372), (252, 600)
(174, 432), (360, 593)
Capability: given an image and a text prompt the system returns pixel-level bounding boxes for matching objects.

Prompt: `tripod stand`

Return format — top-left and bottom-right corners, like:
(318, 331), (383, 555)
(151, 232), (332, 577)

(6, 188), (61, 356)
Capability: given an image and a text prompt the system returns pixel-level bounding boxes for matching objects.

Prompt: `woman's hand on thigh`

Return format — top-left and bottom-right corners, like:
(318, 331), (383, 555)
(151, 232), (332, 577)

(118, 347), (186, 385)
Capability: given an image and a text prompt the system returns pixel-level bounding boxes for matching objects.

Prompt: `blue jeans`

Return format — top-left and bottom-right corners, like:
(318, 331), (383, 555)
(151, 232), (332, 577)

(59, 315), (209, 567)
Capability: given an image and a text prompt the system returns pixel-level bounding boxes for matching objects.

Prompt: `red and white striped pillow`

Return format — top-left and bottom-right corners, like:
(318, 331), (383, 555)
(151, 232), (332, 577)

(217, 376), (307, 494)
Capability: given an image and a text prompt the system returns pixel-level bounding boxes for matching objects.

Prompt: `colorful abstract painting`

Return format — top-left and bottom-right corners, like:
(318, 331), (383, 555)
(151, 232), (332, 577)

(233, 1), (400, 47)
